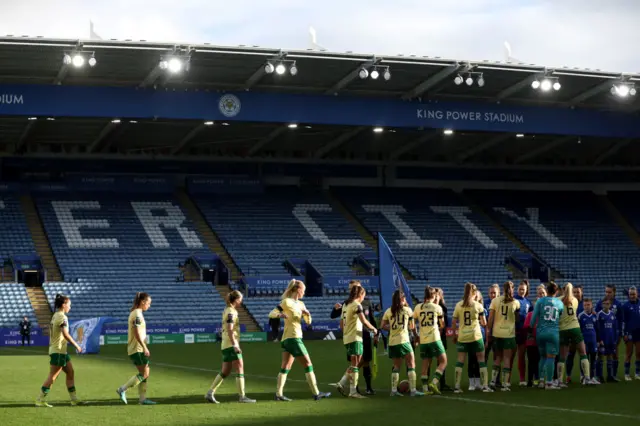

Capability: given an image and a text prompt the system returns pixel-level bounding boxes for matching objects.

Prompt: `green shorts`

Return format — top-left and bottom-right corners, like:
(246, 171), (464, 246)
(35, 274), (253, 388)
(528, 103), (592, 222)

(129, 352), (150, 366)
(420, 341), (445, 359)
(456, 339), (485, 354)
(345, 341), (363, 357)
(560, 328), (584, 346)
(222, 347), (243, 363)
(493, 337), (517, 351)
(281, 338), (308, 357)
(388, 342), (413, 359)
(49, 353), (71, 367)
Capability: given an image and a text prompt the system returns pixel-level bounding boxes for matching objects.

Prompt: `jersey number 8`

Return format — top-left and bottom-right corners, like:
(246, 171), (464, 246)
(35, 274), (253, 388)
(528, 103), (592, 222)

(419, 311), (435, 327)
(463, 311), (472, 326)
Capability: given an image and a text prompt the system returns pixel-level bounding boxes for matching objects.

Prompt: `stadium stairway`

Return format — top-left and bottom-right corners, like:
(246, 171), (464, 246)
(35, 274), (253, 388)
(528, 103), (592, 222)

(20, 194), (62, 282)
(214, 284), (261, 332)
(175, 189), (242, 281)
(460, 191), (563, 280)
(598, 194), (640, 246)
(25, 287), (52, 334)
(326, 189), (415, 281)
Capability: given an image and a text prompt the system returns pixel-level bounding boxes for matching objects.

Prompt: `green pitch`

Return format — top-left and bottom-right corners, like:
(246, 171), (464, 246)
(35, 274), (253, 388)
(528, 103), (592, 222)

(1, 341), (638, 426)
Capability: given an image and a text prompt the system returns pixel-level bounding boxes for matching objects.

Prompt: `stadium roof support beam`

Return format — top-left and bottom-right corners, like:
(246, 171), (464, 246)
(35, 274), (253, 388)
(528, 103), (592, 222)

(514, 135), (574, 164)
(566, 79), (619, 106)
(324, 58), (378, 95)
(170, 123), (208, 155)
(244, 51), (286, 90)
(389, 130), (439, 160)
(139, 66), (163, 88)
(313, 126), (366, 158)
(87, 121), (120, 153)
(495, 74), (539, 100)
(12, 121), (37, 153)
(401, 63), (460, 100)
(457, 134), (512, 163)
(593, 138), (634, 166)
(247, 126), (288, 156)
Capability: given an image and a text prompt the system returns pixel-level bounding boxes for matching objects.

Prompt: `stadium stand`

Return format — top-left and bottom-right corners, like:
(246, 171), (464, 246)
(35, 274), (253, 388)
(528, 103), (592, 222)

(0, 195), (36, 264)
(34, 192), (226, 324)
(0, 195), (38, 326)
(468, 190), (640, 295)
(335, 187), (517, 301)
(0, 283), (37, 327)
(191, 186), (366, 278)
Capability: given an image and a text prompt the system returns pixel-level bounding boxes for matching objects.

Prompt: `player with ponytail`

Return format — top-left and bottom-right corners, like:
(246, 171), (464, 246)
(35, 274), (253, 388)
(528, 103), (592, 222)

(117, 292), (156, 405)
(36, 294), (83, 407)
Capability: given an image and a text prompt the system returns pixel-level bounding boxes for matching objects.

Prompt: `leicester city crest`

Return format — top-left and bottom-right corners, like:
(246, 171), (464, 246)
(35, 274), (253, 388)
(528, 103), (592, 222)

(218, 94), (241, 118)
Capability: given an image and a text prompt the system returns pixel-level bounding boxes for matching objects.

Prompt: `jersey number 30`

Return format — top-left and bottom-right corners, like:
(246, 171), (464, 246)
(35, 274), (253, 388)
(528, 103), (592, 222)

(543, 306), (559, 321)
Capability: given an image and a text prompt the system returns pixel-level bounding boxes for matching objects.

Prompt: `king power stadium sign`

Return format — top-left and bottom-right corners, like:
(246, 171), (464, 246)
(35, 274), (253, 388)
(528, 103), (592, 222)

(0, 84), (639, 138)
(0, 94), (24, 105)
(417, 109), (524, 124)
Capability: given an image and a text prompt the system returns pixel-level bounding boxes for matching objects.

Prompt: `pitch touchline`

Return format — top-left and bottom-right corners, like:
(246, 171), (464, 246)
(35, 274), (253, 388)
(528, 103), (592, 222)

(3, 347), (638, 420)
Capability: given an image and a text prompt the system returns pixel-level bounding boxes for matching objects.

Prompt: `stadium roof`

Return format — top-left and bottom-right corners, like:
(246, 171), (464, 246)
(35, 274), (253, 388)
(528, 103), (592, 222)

(0, 36), (639, 169)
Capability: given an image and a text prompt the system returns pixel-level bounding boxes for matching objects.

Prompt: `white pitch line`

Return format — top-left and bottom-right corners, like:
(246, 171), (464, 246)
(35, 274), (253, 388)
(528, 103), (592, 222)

(3, 347), (639, 419)
(435, 396), (640, 420)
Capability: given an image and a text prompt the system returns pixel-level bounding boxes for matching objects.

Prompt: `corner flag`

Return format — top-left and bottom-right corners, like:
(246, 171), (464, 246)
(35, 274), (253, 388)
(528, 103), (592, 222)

(378, 233), (412, 311)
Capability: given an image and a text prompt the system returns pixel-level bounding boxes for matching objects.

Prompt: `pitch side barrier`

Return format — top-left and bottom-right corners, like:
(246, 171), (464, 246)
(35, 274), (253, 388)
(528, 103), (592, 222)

(1, 85), (640, 137)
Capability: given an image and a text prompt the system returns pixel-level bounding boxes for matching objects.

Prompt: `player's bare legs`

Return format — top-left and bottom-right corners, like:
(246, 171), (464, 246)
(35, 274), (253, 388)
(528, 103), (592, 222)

(36, 365), (63, 407)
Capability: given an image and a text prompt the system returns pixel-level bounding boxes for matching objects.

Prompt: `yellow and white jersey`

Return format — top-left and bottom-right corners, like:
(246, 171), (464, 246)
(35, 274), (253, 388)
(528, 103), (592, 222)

(48, 311), (68, 355)
(413, 302), (443, 344)
(489, 296), (520, 338)
(382, 306), (413, 346)
(127, 308), (146, 356)
(453, 301), (484, 343)
(559, 298), (580, 331)
(269, 298), (310, 340)
(342, 301), (364, 344)
(221, 306), (240, 350)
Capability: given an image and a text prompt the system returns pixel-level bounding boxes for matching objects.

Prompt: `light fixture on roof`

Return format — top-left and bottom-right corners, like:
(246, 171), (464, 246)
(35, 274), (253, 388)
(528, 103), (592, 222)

(221, 122), (230, 126)
(373, 127), (384, 133)
(454, 72), (484, 87)
(27, 117), (37, 121)
(443, 129), (454, 135)
(111, 119), (121, 124)
(264, 60), (298, 77)
(532, 77), (560, 92)
(62, 51), (97, 68)
(159, 55), (190, 74)
(611, 83), (636, 98)
(88, 56), (97, 67)
(383, 68), (391, 81)
(358, 68), (369, 79)
(370, 69), (380, 80)
(288, 123), (298, 129)
(360, 66), (391, 81)
(46, 117), (55, 121)
(516, 133), (524, 138)
(203, 121), (214, 126)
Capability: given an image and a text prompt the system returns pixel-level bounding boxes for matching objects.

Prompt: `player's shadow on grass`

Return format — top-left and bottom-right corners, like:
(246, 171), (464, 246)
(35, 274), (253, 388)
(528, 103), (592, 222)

(0, 400), (122, 408)
(151, 391), (322, 405)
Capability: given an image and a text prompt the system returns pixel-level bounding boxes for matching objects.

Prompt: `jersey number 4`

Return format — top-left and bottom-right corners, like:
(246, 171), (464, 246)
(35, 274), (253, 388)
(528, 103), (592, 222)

(390, 314), (406, 330)
(543, 306), (559, 321)
(501, 305), (509, 318)
(419, 311), (435, 327)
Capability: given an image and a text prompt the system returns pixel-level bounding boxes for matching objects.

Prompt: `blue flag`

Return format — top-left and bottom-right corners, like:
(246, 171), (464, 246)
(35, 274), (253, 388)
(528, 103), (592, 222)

(69, 317), (116, 354)
(378, 233), (412, 311)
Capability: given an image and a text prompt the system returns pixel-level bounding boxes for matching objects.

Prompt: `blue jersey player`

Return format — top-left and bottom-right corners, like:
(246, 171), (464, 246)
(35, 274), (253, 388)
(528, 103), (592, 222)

(595, 284), (624, 378)
(597, 299), (619, 382)
(622, 286), (640, 381)
(578, 299), (598, 384)
(530, 282), (564, 390)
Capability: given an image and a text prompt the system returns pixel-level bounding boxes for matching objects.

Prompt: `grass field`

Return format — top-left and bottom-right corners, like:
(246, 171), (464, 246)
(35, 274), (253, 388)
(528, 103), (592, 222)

(1, 340), (638, 426)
